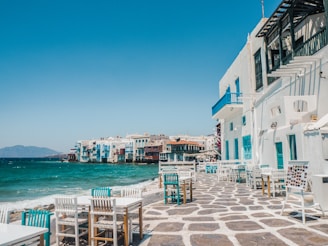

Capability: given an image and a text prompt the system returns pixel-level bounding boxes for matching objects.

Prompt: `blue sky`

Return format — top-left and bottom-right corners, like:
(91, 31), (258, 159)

(0, 0), (280, 153)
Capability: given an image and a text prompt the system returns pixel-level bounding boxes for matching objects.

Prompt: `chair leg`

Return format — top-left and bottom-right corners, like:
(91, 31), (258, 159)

(75, 224), (79, 246)
(129, 218), (133, 244)
(177, 186), (180, 205)
(302, 198), (305, 224)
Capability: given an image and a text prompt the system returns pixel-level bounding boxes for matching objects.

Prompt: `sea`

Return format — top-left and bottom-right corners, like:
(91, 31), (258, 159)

(0, 158), (159, 211)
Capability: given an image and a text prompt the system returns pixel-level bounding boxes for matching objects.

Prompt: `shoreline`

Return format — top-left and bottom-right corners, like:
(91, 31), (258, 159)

(7, 177), (161, 223)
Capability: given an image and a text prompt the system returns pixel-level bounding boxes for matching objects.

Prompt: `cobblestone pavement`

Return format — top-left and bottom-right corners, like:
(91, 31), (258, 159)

(135, 172), (328, 246)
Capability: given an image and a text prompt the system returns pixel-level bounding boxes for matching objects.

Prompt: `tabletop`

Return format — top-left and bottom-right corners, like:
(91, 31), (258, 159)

(77, 196), (143, 208)
(0, 223), (47, 246)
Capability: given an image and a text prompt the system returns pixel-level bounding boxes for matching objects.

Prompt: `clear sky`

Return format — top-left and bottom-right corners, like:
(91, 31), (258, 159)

(0, 0), (280, 153)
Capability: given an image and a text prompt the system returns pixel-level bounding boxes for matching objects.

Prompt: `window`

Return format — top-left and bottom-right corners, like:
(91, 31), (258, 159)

(230, 122), (233, 131)
(254, 49), (263, 91)
(225, 140), (229, 160)
(271, 106), (282, 117)
(235, 77), (240, 96)
(242, 116), (246, 126)
(242, 135), (252, 159)
(293, 100), (308, 112)
(234, 138), (239, 159)
(288, 135), (297, 160)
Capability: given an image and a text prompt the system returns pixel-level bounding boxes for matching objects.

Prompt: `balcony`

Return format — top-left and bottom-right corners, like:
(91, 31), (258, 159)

(212, 92), (243, 120)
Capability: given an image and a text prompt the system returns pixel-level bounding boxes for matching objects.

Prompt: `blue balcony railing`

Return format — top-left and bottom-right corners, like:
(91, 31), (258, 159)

(212, 92), (243, 116)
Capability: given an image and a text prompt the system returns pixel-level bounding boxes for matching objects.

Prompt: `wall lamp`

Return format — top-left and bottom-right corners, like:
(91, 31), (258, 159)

(270, 122), (277, 129)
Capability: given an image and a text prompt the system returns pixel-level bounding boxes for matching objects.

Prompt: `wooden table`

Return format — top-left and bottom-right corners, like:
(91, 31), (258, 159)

(78, 196), (143, 246)
(261, 172), (271, 198)
(0, 223), (48, 246)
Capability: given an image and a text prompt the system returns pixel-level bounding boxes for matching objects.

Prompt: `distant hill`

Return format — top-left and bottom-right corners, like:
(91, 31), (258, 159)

(0, 145), (61, 158)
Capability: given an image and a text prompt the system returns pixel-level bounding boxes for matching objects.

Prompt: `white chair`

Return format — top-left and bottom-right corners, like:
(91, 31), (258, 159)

(246, 166), (262, 189)
(270, 169), (287, 197)
(281, 161), (324, 224)
(120, 187), (143, 243)
(217, 164), (232, 182)
(54, 196), (88, 246)
(0, 205), (10, 223)
(90, 197), (124, 246)
(120, 187), (143, 198)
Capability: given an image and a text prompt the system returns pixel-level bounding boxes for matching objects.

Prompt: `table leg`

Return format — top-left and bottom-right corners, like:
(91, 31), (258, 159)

(39, 234), (44, 246)
(190, 179), (193, 202)
(88, 207), (91, 246)
(159, 174), (162, 188)
(183, 181), (186, 204)
(139, 202), (143, 240)
(124, 208), (129, 246)
(267, 176), (271, 198)
(261, 176), (265, 196)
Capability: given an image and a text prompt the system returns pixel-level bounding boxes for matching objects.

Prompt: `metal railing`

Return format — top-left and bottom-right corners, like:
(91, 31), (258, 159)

(212, 92), (243, 116)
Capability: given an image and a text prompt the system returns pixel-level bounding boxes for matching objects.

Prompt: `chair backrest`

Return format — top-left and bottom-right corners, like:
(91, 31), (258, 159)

(120, 187), (142, 198)
(0, 206), (10, 224)
(21, 209), (52, 246)
(91, 187), (112, 197)
(261, 167), (273, 174)
(90, 197), (116, 216)
(160, 167), (178, 175)
(286, 161), (309, 190)
(163, 173), (179, 185)
(271, 169), (287, 180)
(178, 170), (192, 179)
(54, 196), (78, 216)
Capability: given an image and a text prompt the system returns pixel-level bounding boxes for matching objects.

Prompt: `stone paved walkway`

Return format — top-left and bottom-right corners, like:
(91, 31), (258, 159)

(136, 172), (328, 246)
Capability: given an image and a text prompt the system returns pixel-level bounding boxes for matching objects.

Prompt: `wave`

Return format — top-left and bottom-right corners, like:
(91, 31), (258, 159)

(0, 179), (156, 211)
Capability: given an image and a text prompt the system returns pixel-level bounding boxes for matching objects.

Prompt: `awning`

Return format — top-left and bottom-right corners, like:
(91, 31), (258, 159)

(257, 0), (324, 38)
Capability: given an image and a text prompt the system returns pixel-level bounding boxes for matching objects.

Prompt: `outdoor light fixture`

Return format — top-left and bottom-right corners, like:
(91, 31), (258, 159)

(271, 122), (277, 129)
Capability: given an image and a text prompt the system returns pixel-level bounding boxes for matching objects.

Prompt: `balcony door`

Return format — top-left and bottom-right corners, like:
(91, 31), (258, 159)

(275, 142), (284, 169)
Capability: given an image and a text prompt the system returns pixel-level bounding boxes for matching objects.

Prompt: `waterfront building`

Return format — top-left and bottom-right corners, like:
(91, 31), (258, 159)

(160, 139), (202, 162)
(212, 0), (328, 174)
(130, 134), (150, 162)
(74, 134), (215, 163)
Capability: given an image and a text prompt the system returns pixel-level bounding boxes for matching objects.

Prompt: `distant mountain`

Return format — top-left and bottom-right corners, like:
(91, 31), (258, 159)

(0, 145), (61, 158)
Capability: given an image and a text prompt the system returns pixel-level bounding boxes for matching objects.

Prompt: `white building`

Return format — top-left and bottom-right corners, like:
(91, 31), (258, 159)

(212, 0), (328, 175)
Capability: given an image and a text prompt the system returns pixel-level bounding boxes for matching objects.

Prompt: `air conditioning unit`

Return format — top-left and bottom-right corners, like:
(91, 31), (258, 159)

(312, 174), (328, 211)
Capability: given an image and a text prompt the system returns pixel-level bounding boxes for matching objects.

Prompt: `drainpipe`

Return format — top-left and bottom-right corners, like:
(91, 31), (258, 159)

(247, 32), (258, 166)
(324, 0), (328, 44)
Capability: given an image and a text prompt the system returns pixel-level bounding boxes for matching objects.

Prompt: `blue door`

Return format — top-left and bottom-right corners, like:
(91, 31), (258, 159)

(242, 135), (252, 160)
(234, 138), (239, 159)
(275, 142), (284, 169)
(225, 140), (229, 160)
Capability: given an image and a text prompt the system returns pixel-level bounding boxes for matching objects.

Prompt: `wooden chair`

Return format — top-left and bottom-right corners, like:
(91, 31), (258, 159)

(163, 173), (181, 205)
(0, 205), (10, 224)
(90, 197), (124, 246)
(54, 196), (88, 246)
(21, 209), (53, 246)
(120, 187), (143, 243)
(91, 187), (112, 197)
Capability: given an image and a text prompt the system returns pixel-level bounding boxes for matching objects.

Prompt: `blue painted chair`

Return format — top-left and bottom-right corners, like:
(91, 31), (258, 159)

(21, 209), (53, 246)
(91, 186), (112, 197)
(163, 173), (181, 205)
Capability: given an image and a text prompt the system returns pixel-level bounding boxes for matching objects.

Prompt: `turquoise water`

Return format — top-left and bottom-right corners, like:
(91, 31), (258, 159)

(0, 158), (158, 210)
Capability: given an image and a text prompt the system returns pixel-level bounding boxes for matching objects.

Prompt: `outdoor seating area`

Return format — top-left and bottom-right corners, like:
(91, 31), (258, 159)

(0, 186), (144, 246)
(158, 162), (194, 206)
(1, 168), (328, 245)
